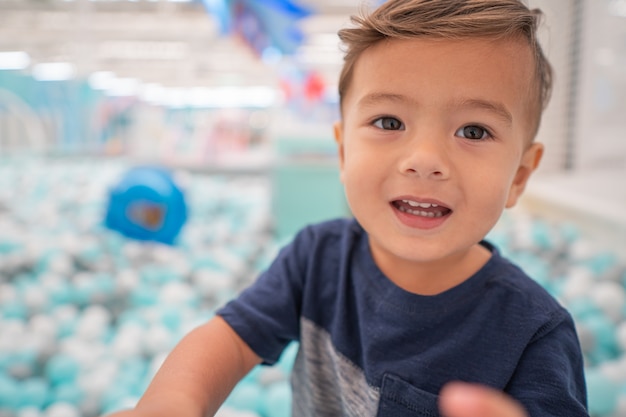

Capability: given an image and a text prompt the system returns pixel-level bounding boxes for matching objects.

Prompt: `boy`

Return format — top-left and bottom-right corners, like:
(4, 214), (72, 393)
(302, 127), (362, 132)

(107, 0), (588, 416)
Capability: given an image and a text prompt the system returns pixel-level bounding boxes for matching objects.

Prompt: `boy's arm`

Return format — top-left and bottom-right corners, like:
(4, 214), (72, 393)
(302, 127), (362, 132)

(439, 382), (528, 417)
(105, 316), (262, 417)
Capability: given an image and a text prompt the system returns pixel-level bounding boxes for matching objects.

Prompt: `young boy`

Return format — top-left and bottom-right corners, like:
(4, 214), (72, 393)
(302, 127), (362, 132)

(107, 1), (588, 416)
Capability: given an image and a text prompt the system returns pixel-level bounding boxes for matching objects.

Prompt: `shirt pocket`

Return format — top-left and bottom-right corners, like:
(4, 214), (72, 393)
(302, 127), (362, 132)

(376, 373), (440, 417)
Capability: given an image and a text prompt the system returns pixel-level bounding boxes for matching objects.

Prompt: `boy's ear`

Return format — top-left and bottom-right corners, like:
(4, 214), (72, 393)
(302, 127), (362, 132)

(333, 121), (346, 182)
(505, 142), (544, 208)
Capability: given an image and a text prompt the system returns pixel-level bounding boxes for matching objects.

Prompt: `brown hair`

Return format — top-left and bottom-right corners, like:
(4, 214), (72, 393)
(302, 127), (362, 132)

(337, 0), (553, 140)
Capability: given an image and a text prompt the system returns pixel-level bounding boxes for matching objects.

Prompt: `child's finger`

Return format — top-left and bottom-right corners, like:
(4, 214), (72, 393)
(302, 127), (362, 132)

(439, 382), (528, 417)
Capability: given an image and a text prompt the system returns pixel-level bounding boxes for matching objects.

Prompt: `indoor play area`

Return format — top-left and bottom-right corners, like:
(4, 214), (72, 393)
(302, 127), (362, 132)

(1, 0), (625, 417)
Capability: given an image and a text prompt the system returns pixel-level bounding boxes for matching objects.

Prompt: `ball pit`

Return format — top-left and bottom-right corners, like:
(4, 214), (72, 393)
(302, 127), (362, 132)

(0, 157), (281, 417)
(0, 156), (625, 417)
(488, 211), (626, 417)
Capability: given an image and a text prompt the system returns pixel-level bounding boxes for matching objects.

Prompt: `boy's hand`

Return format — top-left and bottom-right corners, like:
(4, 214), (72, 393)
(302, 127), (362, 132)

(439, 382), (528, 417)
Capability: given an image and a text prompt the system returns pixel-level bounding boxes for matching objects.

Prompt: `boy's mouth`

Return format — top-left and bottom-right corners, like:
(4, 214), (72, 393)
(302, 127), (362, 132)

(392, 199), (452, 218)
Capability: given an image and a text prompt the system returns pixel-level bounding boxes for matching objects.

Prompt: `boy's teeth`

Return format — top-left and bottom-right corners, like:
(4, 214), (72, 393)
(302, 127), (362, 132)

(402, 199), (438, 208)
(397, 205), (443, 217)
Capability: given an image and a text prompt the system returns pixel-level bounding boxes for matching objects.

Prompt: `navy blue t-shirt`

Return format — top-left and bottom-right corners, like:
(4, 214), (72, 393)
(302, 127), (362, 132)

(218, 218), (588, 417)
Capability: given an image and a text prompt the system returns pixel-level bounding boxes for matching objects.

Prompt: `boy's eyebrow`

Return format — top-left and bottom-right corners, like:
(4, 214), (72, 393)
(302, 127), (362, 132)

(451, 98), (513, 125)
(357, 92), (408, 107)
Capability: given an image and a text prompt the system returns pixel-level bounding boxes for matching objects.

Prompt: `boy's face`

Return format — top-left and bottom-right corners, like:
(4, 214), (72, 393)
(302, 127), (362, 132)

(334, 37), (543, 280)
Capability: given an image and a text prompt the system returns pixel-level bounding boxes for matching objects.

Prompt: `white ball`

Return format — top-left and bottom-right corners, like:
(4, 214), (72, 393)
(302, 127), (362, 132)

(53, 304), (79, 319)
(29, 314), (59, 340)
(82, 305), (111, 327)
(257, 367), (287, 386)
(569, 239), (596, 260)
(57, 234), (82, 258)
(159, 282), (194, 306)
(213, 248), (246, 276)
(590, 281), (626, 323)
(39, 274), (69, 306)
(79, 362), (118, 395)
(599, 360), (626, 383)
(51, 304), (79, 333)
(17, 406), (42, 417)
(151, 244), (179, 264)
(215, 407), (261, 417)
(45, 402), (81, 417)
(170, 257), (192, 277)
(112, 336), (143, 360)
(112, 324), (145, 359)
(23, 285), (49, 313)
(75, 308), (110, 342)
(143, 324), (174, 355)
(59, 336), (105, 367)
(560, 267), (594, 302)
(115, 269), (140, 294)
(192, 270), (234, 295)
(25, 239), (47, 262)
(0, 283), (18, 303)
(47, 253), (75, 276)
(0, 319), (26, 351)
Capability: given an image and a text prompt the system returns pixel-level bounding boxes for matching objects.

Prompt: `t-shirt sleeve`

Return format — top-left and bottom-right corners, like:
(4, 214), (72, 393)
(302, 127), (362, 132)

(506, 309), (589, 416)
(216, 228), (311, 365)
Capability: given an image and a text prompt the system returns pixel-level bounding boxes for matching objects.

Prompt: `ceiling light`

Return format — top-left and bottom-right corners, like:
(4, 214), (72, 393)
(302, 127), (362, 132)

(139, 83), (167, 104)
(88, 71), (117, 90)
(32, 62), (76, 81)
(105, 77), (141, 97)
(0, 51), (31, 71)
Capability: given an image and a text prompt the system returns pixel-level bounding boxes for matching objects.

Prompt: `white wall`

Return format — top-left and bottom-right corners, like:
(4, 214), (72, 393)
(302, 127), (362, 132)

(575, 0), (626, 170)
(530, 0), (576, 173)
(528, 0), (626, 173)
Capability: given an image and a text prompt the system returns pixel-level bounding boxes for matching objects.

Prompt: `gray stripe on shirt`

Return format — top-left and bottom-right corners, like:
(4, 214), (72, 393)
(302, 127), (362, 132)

(291, 318), (380, 417)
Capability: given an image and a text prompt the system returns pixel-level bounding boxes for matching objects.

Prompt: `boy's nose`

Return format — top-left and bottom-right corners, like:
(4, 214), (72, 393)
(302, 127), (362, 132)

(397, 135), (450, 180)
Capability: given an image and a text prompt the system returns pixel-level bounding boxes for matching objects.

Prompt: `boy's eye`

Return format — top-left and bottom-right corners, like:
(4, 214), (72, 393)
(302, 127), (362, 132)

(456, 125), (489, 140)
(373, 117), (404, 131)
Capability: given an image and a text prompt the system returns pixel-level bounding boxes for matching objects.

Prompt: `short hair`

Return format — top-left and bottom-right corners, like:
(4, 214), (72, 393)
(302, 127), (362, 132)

(337, 0), (553, 140)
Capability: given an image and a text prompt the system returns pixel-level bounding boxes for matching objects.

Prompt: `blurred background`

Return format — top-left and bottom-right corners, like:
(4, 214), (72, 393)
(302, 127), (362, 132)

(0, 1), (625, 417)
